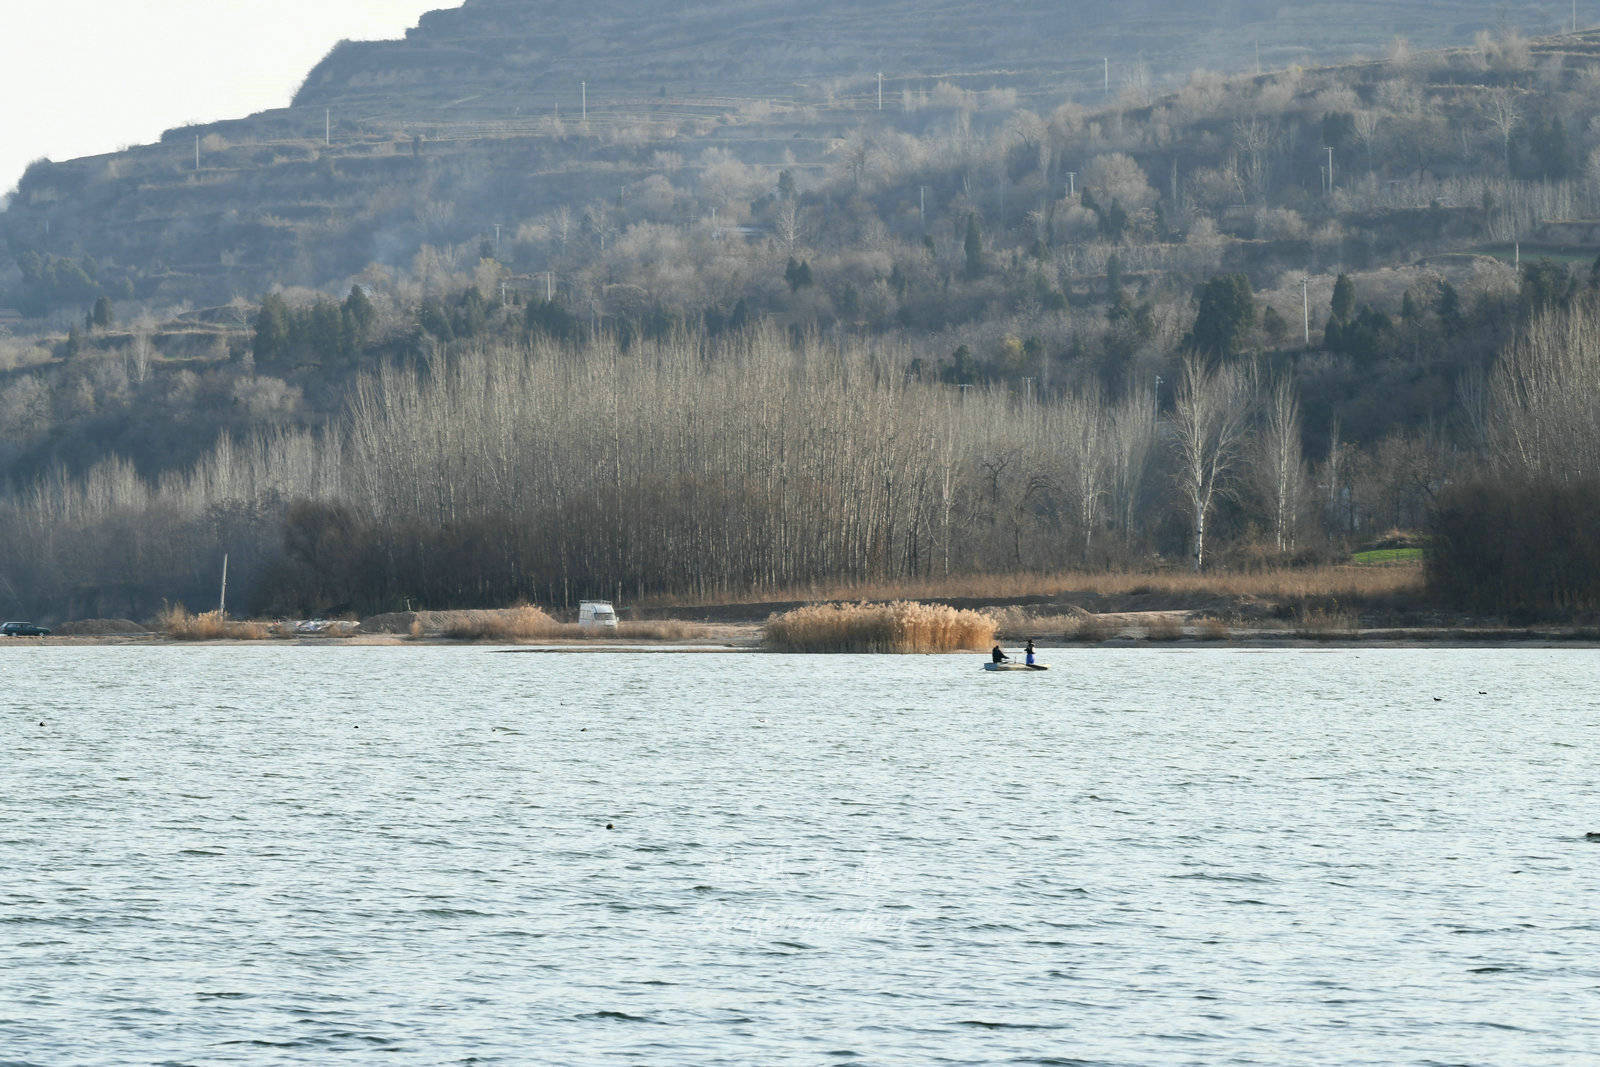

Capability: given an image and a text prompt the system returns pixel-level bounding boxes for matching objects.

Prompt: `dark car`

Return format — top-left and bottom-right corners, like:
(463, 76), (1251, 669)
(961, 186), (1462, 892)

(1, 621), (50, 637)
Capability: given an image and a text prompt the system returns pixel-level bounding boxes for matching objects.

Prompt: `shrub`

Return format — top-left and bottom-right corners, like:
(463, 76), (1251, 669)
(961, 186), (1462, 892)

(1064, 615), (1120, 642)
(1295, 606), (1359, 638)
(1142, 615), (1184, 641)
(1196, 617), (1231, 641)
(763, 601), (997, 653)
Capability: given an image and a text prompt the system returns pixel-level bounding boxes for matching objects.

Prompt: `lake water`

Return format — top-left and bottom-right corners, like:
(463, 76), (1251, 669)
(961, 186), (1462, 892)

(3, 646), (1598, 1065)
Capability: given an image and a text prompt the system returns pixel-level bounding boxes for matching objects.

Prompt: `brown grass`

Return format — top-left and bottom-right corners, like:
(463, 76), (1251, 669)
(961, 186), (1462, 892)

(1064, 615), (1122, 642)
(616, 619), (711, 641)
(1196, 617), (1232, 641)
(763, 601), (998, 653)
(401, 607), (712, 642)
(439, 605), (561, 640)
(1295, 605), (1361, 638)
(158, 605), (271, 641)
(986, 606), (1087, 638)
(1142, 615), (1185, 642)
(643, 564), (1423, 607)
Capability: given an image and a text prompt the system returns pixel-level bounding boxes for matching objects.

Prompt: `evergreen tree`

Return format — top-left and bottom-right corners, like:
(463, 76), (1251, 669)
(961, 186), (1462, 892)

(1261, 305), (1288, 345)
(525, 297), (580, 340)
(1190, 274), (1256, 359)
(784, 257), (814, 291)
(252, 293), (291, 363)
(943, 344), (978, 385)
(1519, 259), (1574, 317)
(1331, 274), (1356, 323)
(1436, 282), (1464, 332)
(1098, 199), (1128, 242)
(306, 300), (345, 361)
(342, 285), (376, 352)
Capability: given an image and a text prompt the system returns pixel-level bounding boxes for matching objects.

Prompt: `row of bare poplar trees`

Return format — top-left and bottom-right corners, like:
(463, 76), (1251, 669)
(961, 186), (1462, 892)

(0, 328), (1312, 618)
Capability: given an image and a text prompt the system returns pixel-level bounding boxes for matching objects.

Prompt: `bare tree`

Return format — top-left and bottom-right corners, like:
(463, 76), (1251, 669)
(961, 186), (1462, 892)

(1484, 88), (1521, 174)
(774, 199), (802, 254)
(1058, 389), (1110, 563)
(1249, 375), (1308, 553)
(1352, 110), (1381, 176)
(1106, 384), (1158, 557)
(1172, 356), (1253, 570)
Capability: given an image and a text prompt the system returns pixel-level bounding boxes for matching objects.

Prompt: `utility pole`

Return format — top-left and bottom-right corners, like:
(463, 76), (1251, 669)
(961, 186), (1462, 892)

(325, 108), (331, 146)
(1326, 146), (1335, 194)
(1103, 57), (1109, 96)
(919, 185), (926, 226)
(1066, 171), (1076, 197)
(546, 271), (553, 300)
(494, 223), (502, 254)
(1022, 377), (1034, 405)
(1302, 277), (1310, 344)
(219, 553), (229, 617)
(195, 135), (200, 171)
(581, 81), (587, 123)
(877, 72), (884, 111)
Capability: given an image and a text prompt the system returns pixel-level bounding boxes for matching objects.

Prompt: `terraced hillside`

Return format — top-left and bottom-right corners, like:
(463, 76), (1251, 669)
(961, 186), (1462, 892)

(0, 0), (1567, 313)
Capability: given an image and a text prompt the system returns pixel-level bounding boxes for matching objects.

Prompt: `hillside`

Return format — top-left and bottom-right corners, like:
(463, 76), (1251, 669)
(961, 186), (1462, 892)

(0, 0), (1569, 314)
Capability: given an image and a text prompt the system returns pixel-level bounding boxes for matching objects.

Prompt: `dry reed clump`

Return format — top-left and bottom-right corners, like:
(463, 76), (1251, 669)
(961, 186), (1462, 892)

(158, 605), (271, 641)
(763, 601), (997, 653)
(1196, 617), (1232, 641)
(440, 605), (561, 641)
(1064, 615), (1121, 642)
(1142, 615), (1185, 642)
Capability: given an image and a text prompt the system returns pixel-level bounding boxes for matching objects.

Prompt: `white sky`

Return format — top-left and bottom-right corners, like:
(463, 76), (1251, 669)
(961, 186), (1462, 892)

(0, 1), (459, 196)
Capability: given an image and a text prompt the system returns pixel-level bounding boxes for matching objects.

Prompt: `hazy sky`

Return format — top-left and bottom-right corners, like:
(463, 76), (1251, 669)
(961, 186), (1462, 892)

(0, 0), (459, 196)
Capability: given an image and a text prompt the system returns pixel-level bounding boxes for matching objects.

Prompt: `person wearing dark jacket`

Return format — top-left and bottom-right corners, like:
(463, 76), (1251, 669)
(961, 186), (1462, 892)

(991, 645), (1010, 664)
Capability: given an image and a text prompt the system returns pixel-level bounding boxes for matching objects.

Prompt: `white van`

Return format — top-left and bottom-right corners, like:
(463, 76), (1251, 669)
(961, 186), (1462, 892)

(578, 600), (619, 630)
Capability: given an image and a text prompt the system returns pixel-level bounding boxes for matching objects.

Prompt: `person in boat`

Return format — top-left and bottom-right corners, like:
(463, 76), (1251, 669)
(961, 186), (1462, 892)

(991, 644), (1010, 664)
(1024, 639), (1036, 666)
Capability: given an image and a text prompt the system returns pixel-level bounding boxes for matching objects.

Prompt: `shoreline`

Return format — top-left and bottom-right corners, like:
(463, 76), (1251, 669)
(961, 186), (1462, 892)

(4, 627), (1597, 650)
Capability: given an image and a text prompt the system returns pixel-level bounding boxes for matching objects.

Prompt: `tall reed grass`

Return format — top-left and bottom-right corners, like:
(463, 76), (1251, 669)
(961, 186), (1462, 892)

(439, 605), (561, 640)
(763, 601), (997, 653)
(158, 605), (271, 641)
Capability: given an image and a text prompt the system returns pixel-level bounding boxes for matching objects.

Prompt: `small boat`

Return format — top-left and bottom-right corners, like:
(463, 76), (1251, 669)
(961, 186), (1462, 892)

(983, 662), (1049, 672)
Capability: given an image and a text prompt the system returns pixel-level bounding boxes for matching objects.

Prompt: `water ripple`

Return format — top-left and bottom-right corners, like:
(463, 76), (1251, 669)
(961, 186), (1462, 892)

(2, 646), (1597, 1064)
